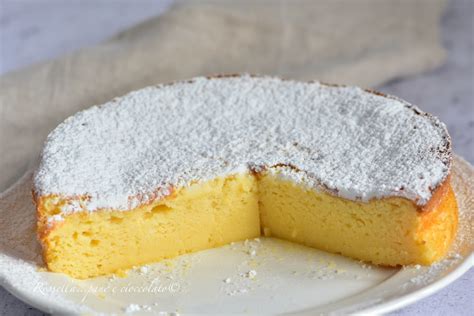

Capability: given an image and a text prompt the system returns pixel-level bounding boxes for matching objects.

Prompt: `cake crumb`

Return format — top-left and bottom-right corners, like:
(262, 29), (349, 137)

(124, 304), (141, 313)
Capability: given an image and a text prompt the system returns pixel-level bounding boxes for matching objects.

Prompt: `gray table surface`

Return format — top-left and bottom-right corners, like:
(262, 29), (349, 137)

(0, 0), (472, 315)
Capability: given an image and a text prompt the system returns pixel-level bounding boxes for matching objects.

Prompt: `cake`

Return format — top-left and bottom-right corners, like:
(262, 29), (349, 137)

(33, 75), (458, 279)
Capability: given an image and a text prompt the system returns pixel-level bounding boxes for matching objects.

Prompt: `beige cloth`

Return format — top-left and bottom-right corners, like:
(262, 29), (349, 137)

(0, 0), (447, 192)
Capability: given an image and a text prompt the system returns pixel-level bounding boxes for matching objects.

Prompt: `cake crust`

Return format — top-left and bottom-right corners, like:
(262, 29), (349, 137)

(33, 75), (452, 217)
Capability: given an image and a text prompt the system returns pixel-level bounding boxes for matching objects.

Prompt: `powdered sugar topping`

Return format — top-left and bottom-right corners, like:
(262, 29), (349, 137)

(34, 75), (451, 212)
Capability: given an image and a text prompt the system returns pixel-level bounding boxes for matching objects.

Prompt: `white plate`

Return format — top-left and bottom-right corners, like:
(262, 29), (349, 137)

(1, 156), (473, 315)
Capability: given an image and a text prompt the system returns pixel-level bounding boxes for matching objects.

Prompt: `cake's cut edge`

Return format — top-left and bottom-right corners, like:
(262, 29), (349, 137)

(258, 172), (458, 267)
(35, 172), (458, 279)
(35, 174), (261, 279)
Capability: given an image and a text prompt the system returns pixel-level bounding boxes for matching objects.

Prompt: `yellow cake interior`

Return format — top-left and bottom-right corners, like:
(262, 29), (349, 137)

(37, 172), (457, 279)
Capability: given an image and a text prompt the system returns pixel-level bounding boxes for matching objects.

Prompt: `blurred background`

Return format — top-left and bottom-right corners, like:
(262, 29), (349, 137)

(0, 0), (473, 315)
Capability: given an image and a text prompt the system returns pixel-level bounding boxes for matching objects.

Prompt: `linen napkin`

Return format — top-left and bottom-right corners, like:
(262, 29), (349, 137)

(0, 0), (447, 192)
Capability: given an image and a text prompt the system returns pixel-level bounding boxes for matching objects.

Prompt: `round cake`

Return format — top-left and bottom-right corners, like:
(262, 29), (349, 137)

(33, 75), (458, 279)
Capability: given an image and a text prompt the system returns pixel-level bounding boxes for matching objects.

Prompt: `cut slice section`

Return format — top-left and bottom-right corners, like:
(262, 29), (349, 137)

(36, 171), (457, 279)
(37, 174), (260, 279)
(258, 172), (457, 266)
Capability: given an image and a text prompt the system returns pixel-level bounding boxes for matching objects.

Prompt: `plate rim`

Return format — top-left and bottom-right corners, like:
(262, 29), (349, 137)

(357, 254), (473, 314)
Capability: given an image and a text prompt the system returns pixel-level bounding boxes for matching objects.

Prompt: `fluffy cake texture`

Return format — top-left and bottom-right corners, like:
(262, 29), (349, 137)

(33, 75), (457, 279)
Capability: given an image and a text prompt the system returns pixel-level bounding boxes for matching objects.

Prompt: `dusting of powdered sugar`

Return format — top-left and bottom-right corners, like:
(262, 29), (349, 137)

(33, 75), (451, 213)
